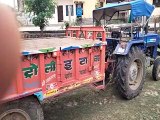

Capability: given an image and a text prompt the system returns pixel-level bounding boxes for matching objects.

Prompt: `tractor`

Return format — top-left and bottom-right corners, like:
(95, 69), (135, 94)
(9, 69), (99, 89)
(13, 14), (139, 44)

(93, 0), (160, 99)
(0, 0), (160, 119)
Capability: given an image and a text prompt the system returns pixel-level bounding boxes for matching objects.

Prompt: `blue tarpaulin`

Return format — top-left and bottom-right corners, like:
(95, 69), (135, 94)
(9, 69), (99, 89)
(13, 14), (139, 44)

(93, 0), (155, 21)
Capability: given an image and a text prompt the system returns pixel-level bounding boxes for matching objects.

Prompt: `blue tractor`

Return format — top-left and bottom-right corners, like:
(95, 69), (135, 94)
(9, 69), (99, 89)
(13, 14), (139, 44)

(93, 0), (160, 99)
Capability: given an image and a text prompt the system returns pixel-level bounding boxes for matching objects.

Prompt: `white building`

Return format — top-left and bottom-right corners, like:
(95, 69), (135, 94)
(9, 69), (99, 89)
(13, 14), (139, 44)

(49, 0), (77, 24)
(146, 0), (160, 17)
(0, 0), (16, 8)
(2, 0), (160, 25)
(0, 0), (77, 25)
(0, 0), (99, 25)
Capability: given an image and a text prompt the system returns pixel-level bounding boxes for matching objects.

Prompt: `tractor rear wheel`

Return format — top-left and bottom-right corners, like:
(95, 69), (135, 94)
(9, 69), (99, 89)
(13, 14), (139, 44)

(115, 46), (145, 100)
(152, 58), (160, 81)
(0, 96), (44, 120)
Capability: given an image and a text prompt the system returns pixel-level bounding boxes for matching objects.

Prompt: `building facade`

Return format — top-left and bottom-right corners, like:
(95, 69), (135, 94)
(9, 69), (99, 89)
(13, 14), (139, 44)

(0, 0), (107, 25)
(49, 0), (77, 24)
(147, 0), (160, 17)
(0, 0), (16, 8)
(49, 0), (102, 24)
(48, 0), (108, 24)
(4, 0), (160, 25)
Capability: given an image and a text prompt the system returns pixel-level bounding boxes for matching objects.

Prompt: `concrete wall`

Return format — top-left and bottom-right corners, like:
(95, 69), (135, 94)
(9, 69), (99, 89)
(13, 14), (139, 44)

(82, 0), (97, 18)
(146, 0), (160, 16)
(1, 0), (77, 25)
(58, 0), (76, 22)
(73, 0), (97, 18)
(48, 7), (58, 24)
(0, 0), (16, 8)
(49, 0), (76, 24)
(1, 0), (97, 24)
(50, 0), (98, 24)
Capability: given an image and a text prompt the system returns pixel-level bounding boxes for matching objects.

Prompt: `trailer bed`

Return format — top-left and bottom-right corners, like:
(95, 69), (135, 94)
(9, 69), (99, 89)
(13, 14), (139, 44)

(1, 26), (106, 103)
(21, 37), (102, 53)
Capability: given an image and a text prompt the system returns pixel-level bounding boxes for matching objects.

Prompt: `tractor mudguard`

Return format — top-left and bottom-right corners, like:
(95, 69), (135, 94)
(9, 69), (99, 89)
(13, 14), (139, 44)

(158, 35), (160, 48)
(113, 39), (144, 55)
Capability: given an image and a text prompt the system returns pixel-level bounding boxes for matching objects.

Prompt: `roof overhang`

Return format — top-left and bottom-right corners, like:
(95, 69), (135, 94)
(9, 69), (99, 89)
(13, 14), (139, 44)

(93, 0), (155, 22)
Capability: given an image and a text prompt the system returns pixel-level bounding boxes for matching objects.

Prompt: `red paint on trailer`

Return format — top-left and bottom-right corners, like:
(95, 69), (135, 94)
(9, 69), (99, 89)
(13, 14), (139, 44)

(0, 26), (107, 103)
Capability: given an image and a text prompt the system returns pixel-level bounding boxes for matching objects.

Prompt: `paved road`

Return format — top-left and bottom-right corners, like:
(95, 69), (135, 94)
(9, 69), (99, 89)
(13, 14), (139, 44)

(43, 68), (160, 120)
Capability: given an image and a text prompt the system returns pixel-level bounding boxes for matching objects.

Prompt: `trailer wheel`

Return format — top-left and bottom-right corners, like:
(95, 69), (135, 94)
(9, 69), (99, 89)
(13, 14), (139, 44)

(115, 46), (145, 100)
(0, 96), (44, 120)
(152, 58), (160, 81)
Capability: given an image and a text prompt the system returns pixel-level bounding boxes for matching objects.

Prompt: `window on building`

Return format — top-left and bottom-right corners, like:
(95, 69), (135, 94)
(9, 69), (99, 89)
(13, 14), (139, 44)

(106, 0), (125, 3)
(66, 5), (74, 16)
(76, 4), (83, 15)
(153, 0), (160, 7)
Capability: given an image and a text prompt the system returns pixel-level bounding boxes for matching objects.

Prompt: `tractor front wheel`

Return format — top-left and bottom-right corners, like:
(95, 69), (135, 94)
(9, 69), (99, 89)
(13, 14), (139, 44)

(115, 46), (145, 100)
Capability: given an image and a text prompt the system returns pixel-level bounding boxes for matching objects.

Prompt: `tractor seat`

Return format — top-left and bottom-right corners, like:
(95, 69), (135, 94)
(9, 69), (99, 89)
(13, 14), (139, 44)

(111, 31), (122, 39)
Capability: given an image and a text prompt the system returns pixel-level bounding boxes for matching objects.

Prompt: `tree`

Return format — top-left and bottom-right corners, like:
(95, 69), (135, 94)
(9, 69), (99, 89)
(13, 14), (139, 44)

(95, 0), (100, 9)
(95, 0), (101, 26)
(25, 0), (56, 34)
(17, 0), (25, 13)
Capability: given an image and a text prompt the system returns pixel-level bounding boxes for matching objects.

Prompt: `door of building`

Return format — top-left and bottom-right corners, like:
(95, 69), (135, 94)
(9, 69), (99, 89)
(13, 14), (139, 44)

(58, 6), (63, 22)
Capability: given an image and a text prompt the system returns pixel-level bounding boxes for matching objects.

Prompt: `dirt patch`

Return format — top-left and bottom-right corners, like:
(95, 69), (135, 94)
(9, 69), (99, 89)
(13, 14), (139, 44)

(43, 68), (160, 120)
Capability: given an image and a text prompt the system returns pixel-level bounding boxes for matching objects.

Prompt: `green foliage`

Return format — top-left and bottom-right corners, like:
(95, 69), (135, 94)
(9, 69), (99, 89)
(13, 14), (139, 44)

(95, 20), (101, 26)
(64, 21), (70, 29)
(72, 17), (82, 26)
(25, 0), (56, 30)
(95, 0), (100, 9)
(95, 0), (101, 26)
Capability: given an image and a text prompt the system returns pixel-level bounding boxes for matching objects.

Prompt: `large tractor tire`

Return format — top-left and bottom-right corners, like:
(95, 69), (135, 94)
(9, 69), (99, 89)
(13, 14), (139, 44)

(115, 46), (145, 100)
(0, 96), (44, 120)
(152, 58), (160, 81)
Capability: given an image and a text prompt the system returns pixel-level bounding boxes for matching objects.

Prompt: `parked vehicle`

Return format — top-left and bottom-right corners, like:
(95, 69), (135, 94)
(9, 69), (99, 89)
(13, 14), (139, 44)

(0, 0), (159, 119)
(0, 27), (106, 120)
(93, 0), (159, 99)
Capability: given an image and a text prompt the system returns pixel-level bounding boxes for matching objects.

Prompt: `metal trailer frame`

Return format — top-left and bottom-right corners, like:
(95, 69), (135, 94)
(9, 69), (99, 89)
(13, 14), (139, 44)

(0, 26), (107, 103)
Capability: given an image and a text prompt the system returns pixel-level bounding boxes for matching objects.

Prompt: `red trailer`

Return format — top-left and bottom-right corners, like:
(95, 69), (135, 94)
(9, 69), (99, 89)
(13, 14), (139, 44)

(0, 26), (107, 120)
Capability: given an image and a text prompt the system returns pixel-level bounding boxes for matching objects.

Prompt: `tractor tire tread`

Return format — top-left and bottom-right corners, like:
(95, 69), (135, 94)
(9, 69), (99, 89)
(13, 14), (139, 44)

(115, 46), (145, 100)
